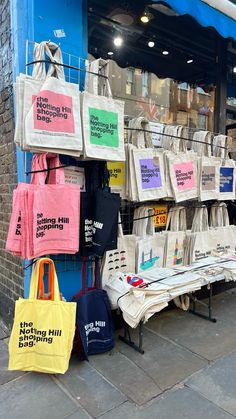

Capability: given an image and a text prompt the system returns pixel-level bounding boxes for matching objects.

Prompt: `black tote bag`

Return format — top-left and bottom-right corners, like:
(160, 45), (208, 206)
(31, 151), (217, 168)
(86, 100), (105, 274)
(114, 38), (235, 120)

(73, 258), (115, 359)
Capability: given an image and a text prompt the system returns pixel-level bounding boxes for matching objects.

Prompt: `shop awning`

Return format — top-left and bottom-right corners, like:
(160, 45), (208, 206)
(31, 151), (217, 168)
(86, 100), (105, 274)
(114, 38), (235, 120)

(152, 0), (236, 41)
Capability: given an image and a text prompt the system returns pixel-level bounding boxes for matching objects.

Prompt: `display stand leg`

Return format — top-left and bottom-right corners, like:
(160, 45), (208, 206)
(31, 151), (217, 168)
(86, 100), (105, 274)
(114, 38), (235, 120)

(119, 321), (145, 354)
(188, 284), (217, 323)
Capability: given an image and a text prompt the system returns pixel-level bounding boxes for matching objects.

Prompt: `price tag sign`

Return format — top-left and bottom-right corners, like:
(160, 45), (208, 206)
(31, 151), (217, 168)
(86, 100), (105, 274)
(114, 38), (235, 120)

(153, 205), (168, 227)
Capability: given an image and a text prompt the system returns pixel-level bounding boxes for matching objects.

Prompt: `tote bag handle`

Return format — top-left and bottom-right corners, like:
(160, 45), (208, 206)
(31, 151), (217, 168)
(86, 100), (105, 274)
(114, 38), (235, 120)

(30, 153), (65, 185)
(166, 206), (186, 232)
(31, 42), (47, 80)
(191, 206), (209, 232)
(39, 41), (65, 81)
(29, 258), (61, 301)
(30, 154), (48, 185)
(47, 155), (65, 184)
(210, 202), (229, 227)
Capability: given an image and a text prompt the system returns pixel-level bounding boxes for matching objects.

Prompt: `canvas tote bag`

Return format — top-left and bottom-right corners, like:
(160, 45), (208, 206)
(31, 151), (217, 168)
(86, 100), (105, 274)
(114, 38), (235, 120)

(136, 208), (166, 272)
(168, 150), (199, 202)
(209, 202), (236, 256)
(198, 156), (221, 201)
(14, 42), (49, 146)
(82, 59), (125, 161)
(164, 206), (187, 268)
(187, 207), (214, 265)
(24, 41), (83, 153)
(102, 215), (137, 284)
(218, 153), (236, 200)
(9, 258), (76, 374)
(132, 147), (167, 201)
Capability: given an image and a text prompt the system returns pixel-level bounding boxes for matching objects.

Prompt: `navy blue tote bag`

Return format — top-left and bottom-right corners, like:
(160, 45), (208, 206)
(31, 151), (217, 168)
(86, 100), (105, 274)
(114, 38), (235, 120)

(73, 258), (114, 359)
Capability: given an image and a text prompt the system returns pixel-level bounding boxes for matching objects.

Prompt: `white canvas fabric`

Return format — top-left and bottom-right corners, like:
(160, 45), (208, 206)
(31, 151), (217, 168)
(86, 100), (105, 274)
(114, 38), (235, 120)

(164, 206), (187, 268)
(209, 202), (236, 256)
(102, 220), (137, 285)
(132, 148), (167, 202)
(81, 61), (125, 161)
(186, 207), (215, 265)
(16, 41), (83, 155)
(218, 156), (236, 200)
(168, 151), (199, 202)
(135, 208), (166, 272)
(212, 135), (227, 158)
(192, 130), (212, 157)
(198, 156), (221, 201)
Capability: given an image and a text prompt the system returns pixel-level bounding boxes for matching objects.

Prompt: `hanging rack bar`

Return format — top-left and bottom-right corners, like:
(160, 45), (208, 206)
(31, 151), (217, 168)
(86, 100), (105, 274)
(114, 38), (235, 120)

(124, 127), (228, 150)
(26, 59), (109, 79)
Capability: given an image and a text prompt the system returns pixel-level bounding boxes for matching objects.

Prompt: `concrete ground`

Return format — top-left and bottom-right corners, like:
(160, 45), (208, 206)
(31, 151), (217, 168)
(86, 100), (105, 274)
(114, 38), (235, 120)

(1, 289), (236, 419)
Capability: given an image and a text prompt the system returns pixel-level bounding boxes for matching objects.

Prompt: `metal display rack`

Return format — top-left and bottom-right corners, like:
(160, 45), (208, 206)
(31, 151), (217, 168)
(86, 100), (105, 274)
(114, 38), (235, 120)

(24, 40), (233, 352)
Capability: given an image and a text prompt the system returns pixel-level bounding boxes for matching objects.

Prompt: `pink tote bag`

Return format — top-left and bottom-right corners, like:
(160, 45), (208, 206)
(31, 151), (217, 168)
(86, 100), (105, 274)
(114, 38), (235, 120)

(31, 154), (80, 258)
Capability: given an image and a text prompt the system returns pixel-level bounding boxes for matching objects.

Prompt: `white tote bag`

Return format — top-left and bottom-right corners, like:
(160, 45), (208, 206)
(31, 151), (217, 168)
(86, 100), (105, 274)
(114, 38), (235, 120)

(127, 117), (152, 149)
(192, 131), (212, 157)
(101, 219), (137, 285)
(14, 42), (49, 147)
(209, 202), (236, 256)
(136, 208), (166, 272)
(24, 42), (83, 152)
(187, 207), (214, 265)
(218, 156), (236, 200)
(198, 156), (221, 201)
(164, 206), (187, 268)
(168, 151), (199, 202)
(132, 148), (167, 201)
(81, 60), (125, 161)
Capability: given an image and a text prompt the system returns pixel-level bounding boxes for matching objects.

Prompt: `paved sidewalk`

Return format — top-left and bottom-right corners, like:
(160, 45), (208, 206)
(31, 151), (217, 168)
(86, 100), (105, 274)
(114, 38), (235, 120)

(1, 289), (236, 419)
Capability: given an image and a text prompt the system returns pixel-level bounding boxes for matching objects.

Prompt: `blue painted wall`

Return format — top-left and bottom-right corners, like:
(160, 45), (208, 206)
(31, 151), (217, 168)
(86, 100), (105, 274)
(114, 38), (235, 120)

(11, 0), (88, 299)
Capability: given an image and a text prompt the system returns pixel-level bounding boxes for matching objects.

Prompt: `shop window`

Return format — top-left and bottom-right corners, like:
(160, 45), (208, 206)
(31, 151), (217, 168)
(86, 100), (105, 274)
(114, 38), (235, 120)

(126, 68), (135, 95)
(176, 111), (188, 126)
(142, 71), (149, 97)
(198, 113), (207, 130)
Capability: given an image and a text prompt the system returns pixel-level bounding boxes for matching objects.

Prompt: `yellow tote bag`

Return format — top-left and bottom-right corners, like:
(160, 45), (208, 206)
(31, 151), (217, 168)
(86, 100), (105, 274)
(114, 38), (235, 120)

(8, 258), (76, 374)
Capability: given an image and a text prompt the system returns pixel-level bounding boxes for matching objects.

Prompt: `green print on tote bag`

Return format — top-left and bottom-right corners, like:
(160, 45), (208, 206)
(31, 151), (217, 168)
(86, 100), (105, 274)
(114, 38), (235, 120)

(89, 108), (119, 148)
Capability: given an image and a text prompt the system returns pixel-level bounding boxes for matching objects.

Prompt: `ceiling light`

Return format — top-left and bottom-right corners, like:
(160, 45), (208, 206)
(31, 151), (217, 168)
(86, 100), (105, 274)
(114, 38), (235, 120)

(113, 35), (123, 47)
(107, 51), (114, 56)
(141, 14), (149, 23)
(148, 40), (155, 48)
(162, 50), (169, 55)
(233, 67), (236, 73)
(140, 7), (153, 23)
(187, 59), (193, 64)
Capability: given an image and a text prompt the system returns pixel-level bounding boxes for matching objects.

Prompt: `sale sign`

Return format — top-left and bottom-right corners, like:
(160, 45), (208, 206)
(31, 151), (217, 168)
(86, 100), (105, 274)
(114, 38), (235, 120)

(152, 205), (168, 227)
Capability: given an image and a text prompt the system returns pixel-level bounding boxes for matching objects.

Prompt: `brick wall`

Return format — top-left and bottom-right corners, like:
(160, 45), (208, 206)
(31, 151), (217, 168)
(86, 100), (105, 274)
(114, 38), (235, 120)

(0, 0), (24, 328)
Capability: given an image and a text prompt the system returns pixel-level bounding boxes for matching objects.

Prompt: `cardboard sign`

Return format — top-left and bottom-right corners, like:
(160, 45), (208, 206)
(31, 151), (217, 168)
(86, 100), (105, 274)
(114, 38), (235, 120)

(152, 205), (168, 227)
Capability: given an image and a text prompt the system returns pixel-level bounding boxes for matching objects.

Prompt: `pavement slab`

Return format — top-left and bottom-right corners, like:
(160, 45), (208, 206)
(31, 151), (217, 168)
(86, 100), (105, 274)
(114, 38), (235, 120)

(89, 351), (162, 405)
(99, 387), (234, 419)
(147, 305), (236, 361)
(0, 320), (8, 340)
(118, 328), (207, 391)
(0, 340), (25, 385)
(58, 355), (127, 418)
(0, 373), (90, 419)
(186, 350), (236, 416)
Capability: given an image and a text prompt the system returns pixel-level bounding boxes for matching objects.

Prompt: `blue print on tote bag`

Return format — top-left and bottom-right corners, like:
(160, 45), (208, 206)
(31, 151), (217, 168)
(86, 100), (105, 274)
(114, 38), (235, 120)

(220, 167), (233, 193)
